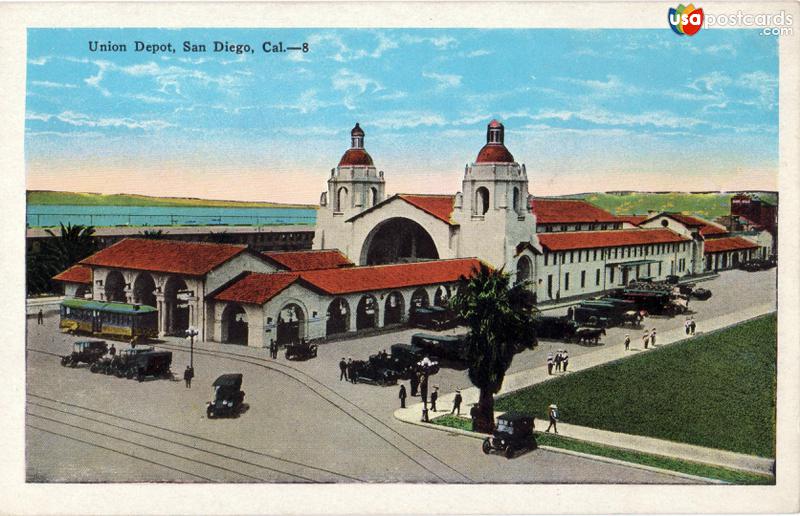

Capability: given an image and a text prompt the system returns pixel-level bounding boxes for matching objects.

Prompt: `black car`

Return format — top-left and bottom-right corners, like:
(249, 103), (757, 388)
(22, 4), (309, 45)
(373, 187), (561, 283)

(388, 343), (440, 377)
(482, 412), (537, 459)
(690, 287), (712, 300)
(207, 374), (245, 418)
(284, 339), (318, 361)
(351, 359), (398, 386)
(60, 340), (108, 367)
(408, 306), (459, 331)
(410, 333), (468, 362)
(107, 346), (155, 376)
(533, 316), (579, 341)
(117, 350), (172, 381)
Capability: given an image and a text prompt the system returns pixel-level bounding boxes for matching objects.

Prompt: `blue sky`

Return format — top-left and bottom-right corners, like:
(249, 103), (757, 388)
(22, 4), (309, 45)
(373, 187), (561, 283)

(25, 28), (778, 203)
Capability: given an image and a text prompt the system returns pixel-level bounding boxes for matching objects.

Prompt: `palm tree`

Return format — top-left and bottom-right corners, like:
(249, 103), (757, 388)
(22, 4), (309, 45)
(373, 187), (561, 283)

(140, 229), (165, 239)
(44, 223), (98, 267)
(450, 263), (538, 433)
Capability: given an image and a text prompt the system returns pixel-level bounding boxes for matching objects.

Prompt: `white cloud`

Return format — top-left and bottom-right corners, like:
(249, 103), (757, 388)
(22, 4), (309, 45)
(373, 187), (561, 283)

(557, 74), (639, 96)
(422, 71), (462, 90)
(28, 56), (51, 66)
(466, 49), (492, 58)
(331, 69), (384, 109)
(31, 80), (77, 89)
(689, 71), (732, 93)
(705, 43), (737, 56)
(84, 60), (112, 97)
(532, 107), (704, 129)
(737, 71), (777, 109)
(377, 90), (407, 101)
(401, 34), (457, 49)
(26, 112), (53, 122)
(270, 89), (339, 114)
(54, 110), (174, 130)
(371, 111), (447, 129)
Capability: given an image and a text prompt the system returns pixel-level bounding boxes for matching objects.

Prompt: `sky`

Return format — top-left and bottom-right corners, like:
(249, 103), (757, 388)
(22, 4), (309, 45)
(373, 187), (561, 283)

(25, 28), (779, 204)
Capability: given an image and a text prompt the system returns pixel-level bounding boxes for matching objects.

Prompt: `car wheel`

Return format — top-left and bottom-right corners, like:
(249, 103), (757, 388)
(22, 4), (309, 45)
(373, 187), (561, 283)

(206, 407), (215, 419)
(126, 369), (135, 380)
(90, 363), (99, 373)
(482, 439), (492, 455)
(505, 446), (515, 459)
(60, 356), (70, 367)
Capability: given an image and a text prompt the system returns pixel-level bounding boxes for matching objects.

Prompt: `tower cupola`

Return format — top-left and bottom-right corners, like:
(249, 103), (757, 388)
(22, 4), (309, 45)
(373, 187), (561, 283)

(476, 119), (515, 163)
(338, 122), (374, 166)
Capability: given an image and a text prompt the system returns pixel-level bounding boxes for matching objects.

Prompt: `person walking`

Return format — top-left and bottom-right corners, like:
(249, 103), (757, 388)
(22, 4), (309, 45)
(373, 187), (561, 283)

(420, 376), (429, 407)
(650, 328), (657, 347)
(642, 329), (650, 349)
(451, 390), (463, 415)
(554, 351), (563, 373)
(339, 358), (347, 381)
(109, 343), (117, 357)
(183, 365), (194, 388)
(398, 384), (407, 408)
(347, 358), (357, 383)
(624, 334), (630, 351)
(690, 317), (696, 335)
(37, 309), (44, 325)
(546, 353), (554, 375)
(562, 350), (569, 372)
(684, 317), (691, 335)
(430, 386), (438, 412)
(410, 373), (419, 397)
(545, 404), (559, 434)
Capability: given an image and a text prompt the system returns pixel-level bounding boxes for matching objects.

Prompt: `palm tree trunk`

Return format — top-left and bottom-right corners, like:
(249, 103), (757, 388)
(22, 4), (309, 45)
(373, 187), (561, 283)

(472, 388), (495, 433)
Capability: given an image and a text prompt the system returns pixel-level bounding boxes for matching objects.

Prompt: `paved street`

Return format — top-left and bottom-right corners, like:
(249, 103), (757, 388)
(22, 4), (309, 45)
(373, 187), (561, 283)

(26, 268), (775, 483)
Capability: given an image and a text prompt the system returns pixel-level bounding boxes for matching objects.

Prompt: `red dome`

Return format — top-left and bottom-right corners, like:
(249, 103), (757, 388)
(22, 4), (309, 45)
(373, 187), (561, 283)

(476, 144), (515, 163)
(338, 148), (374, 167)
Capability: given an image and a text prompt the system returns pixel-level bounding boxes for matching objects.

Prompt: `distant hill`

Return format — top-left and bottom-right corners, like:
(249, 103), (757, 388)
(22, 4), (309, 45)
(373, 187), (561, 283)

(27, 190), (316, 210)
(551, 191), (778, 220)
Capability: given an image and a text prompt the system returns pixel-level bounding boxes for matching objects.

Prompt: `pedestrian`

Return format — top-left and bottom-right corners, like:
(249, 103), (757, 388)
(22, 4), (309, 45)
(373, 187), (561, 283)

(339, 357), (347, 381)
(421, 406), (429, 423)
(650, 328), (657, 346)
(410, 373), (419, 396)
(451, 390), (463, 415)
(183, 365), (194, 388)
(546, 353), (554, 375)
(430, 386), (438, 412)
(109, 343), (117, 356)
(420, 376), (428, 406)
(37, 309), (43, 325)
(643, 330), (650, 349)
(562, 350), (569, 372)
(470, 403), (480, 431)
(684, 317), (691, 335)
(347, 358), (356, 383)
(690, 318), (696, 335)
(554, 351), (562, 373)
(545, 404), (559, 434)
(398, 384), (407, 408)
(624, 334), (630, 351)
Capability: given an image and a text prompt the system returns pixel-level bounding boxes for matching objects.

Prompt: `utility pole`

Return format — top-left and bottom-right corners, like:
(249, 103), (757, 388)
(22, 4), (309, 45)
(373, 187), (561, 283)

(186, 326), (199, 368)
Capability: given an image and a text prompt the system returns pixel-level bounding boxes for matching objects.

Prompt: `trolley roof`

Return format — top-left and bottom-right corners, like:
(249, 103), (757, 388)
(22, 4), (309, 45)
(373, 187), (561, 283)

(61, 298), (158, 314)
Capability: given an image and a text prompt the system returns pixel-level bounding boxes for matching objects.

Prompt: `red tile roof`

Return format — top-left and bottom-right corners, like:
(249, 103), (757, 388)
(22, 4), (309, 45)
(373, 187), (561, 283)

(666, 213), (728, 236)
(616, 214), (648, 226)
(397, 194), (456, 224)
(338, 148), (374, 167)
(213, 258), (484, 304)
(80, 238), (248, 276)
(263, 249), (353, 271)
(476, 143), (515, 163)
(538, 229), (689, 252)
(214, 272), (300, 305)
(52, 264), (92, 284)
(531, 198), (619, 224)
(703, 236), (758, 253)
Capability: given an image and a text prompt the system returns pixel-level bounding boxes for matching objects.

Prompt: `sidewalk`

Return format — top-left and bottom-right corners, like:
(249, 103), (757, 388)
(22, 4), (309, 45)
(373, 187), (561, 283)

(395, 301), (776, 476)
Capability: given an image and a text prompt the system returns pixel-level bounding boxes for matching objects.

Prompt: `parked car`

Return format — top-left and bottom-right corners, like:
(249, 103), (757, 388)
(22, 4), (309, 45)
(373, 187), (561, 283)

(533, 316), (578, 341)
(108, 347), (155, 376)
(284, 339), (318, 361)
(60, 340), (108, 367)
(207, 374), (245, 418)
(351, 359), (398, 386)
(482, 412), (537, 459)
(690, 287), (712, 300)
(117, 350), (173, 381)
(410, 333), (468, 362)
(408, 306), (459, 331)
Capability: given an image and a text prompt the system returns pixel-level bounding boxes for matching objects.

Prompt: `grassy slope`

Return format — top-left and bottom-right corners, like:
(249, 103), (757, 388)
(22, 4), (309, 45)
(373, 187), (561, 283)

(555, 191), (778, 220)
(496, 314), (777, 457)
(27, 190), (316, 209)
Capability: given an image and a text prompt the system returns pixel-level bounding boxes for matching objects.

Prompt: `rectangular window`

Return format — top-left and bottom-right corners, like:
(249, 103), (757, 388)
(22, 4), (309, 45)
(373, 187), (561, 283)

(570, 251), (574, 263)
(544, 253), (548, 266)
(596, 268), (601, 286)
(593, 249), (598, 261)
(581, 270), (586, 288)
(564, 272), (570, 291)
(647, 263), (652, 276)
(658, 262), (662, 276)
(610, 267), (615, 283)
(577, 250), (582, 263)
(561, 253), (566, 264)
(547, 274), (553, 298)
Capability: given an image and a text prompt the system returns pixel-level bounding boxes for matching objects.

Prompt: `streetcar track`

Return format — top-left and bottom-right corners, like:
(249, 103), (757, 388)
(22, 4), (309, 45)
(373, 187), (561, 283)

(27, 392), (363, 483)
(26, 423), (216, 482)
(153, 342), (472, 482)
(27, 400), (318, 483)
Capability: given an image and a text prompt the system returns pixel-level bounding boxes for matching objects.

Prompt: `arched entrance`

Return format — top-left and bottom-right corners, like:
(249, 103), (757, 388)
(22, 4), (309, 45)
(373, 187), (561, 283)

(433, 285), (451, 307)
(516, 256), (532, 285)
(384, 291), (405, 325)
(356, 295), (379, 330)
(222, 303), (248, 345)
(276, 303), (305, 346)
(326, 298), (350, 336)
(410, 288), (430, 310)
(104, 270), (126, 302)
(164, 276), (190, 336)
(360, 217), (439, 265)
(133, 272), (157, 308)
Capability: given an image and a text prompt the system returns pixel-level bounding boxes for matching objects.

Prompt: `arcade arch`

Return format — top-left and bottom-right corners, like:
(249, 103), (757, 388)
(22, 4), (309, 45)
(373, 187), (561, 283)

(104, 270), (126, 303)
(326, 297), (350, 336)
(360, 217), (439, 265)
(221, 303), (248, 345)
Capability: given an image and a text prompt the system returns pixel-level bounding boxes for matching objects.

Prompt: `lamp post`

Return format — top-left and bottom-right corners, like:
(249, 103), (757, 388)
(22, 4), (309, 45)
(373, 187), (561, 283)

(185, 326), (199, 369)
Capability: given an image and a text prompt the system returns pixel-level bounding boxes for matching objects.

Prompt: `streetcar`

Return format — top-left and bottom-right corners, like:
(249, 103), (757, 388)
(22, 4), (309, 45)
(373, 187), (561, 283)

(59, 298), (158, 341)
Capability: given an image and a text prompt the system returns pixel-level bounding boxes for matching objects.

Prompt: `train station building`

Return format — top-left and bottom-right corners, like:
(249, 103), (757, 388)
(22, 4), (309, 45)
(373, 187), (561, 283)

(54, 120), (771, 347)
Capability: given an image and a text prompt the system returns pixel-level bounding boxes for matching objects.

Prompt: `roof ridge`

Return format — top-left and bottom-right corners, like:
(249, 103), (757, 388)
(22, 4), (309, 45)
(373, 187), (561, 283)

(300, 257), (482, 273)
(118, 236), (246, 249)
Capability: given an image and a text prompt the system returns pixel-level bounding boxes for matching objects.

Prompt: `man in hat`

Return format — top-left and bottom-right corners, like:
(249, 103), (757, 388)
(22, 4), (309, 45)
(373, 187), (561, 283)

(398, 383), (407, 408)
(642, 329), (650, 349)
(650, 328), (657, 346)
(430, 386), (439, 412)
(562, 350), (569, 372)
(183, 365), (194, 388)
(624, 334), (630, 351)
(690, 317), (696, 335)
(546, 353), (554, 375)
(684, 317), (691, 335)
(554, 350), (563, 373)
(451, 390), (463, 415)
(545, 404), (559, 434)
(339, 357), (347, 381)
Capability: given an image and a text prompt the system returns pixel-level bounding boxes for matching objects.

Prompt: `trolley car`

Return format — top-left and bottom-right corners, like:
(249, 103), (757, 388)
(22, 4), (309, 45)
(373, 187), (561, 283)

(59, 299), (158, 341)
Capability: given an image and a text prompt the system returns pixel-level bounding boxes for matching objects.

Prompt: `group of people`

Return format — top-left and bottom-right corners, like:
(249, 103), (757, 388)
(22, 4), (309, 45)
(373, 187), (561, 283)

(684, 317), (697, 335)
(338, 357), (358, 383)
(624, 327), (658, 351)
(546, 349), (569, 375)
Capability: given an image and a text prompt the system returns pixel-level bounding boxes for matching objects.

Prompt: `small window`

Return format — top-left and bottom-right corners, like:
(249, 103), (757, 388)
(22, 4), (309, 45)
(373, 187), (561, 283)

(595, 269), (601, 286)
(544, 253), (549, 266)
(580, 270), (586, 288)
(564, 272), (570, 291)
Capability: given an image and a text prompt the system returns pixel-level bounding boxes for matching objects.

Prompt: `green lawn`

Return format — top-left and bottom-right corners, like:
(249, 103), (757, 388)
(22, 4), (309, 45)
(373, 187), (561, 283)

(27, 190), (315, 209)
(496, 314), (777, 458)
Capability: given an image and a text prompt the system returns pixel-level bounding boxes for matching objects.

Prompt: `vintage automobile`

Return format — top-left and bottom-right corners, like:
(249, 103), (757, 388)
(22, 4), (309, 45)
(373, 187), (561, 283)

(351, 359), (398, 386)
(410, 333), (468, 362)
(481, 412), (537, 459)
(533, 315), (579, 342)
(207, 373), (246, 418)
(690, 287), (712, 300)
(408, 306), (459, 331)
(106, 346), (154, 376)
(60, 340), (108, 367)
(115, 350), (172, 381)
(388, 343), (428, 377)
(284, 339), (318, 361)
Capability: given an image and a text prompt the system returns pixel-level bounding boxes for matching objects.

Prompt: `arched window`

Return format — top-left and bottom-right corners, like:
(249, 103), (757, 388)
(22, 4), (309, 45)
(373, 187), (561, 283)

(337, 187), (349, 212)
(475, 187), (489, 215)
(370, 187), (378, 207)
(512, 187), (520, 213)
(516, 256), (532, 285)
